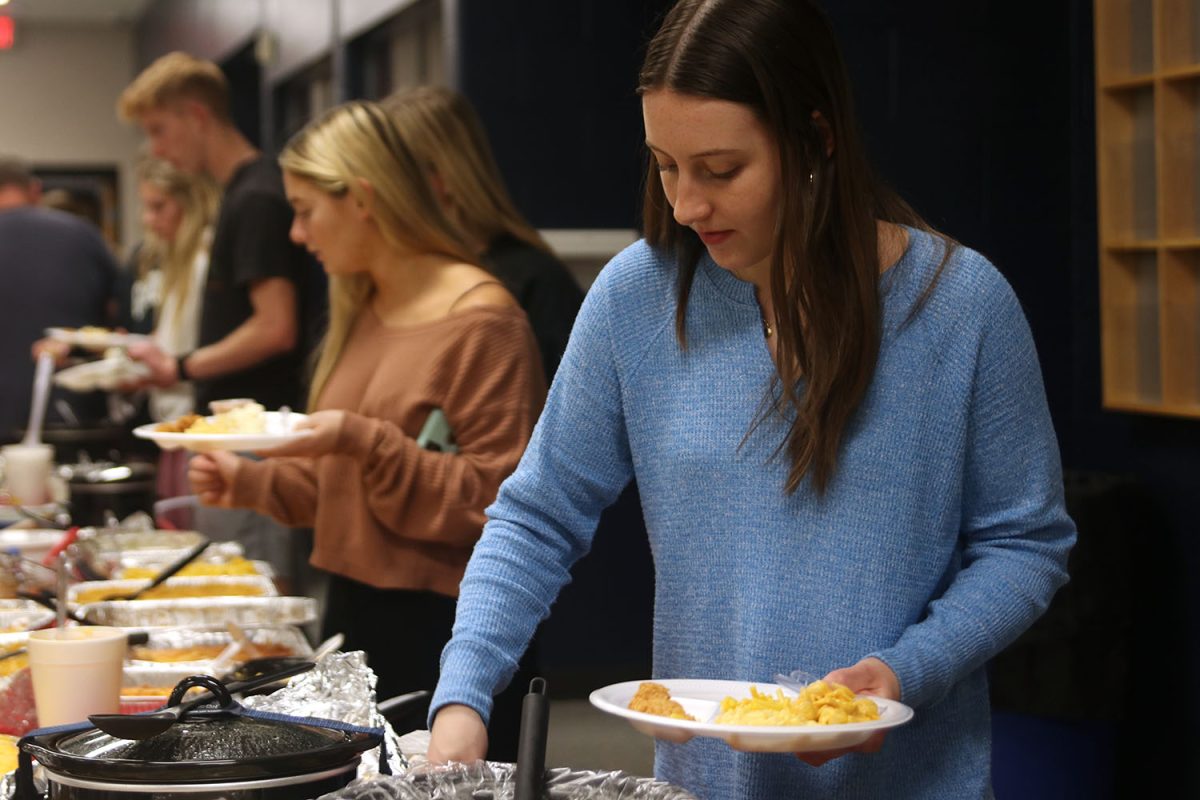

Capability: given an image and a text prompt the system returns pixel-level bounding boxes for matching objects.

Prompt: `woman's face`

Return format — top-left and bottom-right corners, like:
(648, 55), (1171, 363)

(642, 90), (781, 281)
(283, 173), (369, 276)
(138, 181), (184, 243)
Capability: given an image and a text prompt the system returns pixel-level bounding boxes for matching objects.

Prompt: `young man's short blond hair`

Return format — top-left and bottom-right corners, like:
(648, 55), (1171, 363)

(117, 51), (231, 122)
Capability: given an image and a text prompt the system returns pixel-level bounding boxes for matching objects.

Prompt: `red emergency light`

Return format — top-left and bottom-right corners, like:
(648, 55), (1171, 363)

(0, 16), (14, 50)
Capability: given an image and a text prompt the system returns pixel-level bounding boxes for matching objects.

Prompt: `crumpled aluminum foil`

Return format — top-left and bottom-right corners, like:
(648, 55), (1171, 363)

(315, 762), (698, 800)
(241, 650), (406, 776)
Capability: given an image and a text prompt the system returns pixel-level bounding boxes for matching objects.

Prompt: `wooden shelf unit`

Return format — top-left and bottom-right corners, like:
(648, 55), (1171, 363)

(1096, 0), (1200, 416)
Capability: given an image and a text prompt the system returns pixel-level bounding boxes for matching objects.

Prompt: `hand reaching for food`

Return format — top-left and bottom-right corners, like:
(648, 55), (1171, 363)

(188, 451), (242, 508)
(127, 340), (178, 388)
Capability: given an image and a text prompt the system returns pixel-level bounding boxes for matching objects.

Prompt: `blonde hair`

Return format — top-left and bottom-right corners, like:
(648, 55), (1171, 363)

(118, 51), (231, 122)
(278, 101), (478, 407)
(381, 86), (551, 254)
(135, 156), (220, 325)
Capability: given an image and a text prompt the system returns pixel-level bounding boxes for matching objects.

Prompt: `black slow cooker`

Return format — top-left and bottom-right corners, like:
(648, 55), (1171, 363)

(17, 677), (383, 800)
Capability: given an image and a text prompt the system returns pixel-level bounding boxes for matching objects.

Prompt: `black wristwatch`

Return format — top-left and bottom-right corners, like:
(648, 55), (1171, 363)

(177, 352), (195, 382)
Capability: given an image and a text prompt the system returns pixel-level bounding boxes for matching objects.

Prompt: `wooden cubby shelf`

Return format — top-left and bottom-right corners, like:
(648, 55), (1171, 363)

(1096, 0), (1200, 417)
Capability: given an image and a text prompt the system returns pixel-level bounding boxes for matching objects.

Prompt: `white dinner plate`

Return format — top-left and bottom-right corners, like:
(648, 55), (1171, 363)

(133, 411), (311, 453)
(589, 678), (914, 753)
(45, 327), (149, 351)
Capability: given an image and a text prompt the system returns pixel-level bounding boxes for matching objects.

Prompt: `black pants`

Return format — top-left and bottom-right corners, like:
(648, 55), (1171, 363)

(321, 573), (539, 762)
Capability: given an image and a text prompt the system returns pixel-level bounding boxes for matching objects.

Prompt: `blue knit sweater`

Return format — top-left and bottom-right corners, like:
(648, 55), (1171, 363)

(433, 227), (1076, 799)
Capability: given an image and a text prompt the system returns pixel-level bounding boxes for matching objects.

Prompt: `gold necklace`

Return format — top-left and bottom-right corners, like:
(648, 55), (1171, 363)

(763, 319), (773, 338)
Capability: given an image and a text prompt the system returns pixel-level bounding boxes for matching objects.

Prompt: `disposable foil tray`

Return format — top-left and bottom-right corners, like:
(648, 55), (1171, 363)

(129, 624), (312, 667)
(78, 596), (318, 629)
(71, 529), (215, 579)
(68, 574), (278, 607)
(0, 600), (53, 634)
(321, 764), (698, 800)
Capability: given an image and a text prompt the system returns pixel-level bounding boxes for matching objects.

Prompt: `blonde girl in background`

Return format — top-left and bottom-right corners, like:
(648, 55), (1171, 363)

(382, 87), (583, 383)
(124, 156), (220, 423)
(188, 102), (544, 727)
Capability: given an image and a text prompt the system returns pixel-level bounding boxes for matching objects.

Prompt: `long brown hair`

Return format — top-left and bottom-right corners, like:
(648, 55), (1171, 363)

(641, 0), (948, 495)
(381, 86), (551, 256)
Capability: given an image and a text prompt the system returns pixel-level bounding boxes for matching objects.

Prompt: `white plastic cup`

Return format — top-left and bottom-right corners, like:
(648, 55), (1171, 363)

(27, 627), (127, 726)
(1, 443), (54, 505)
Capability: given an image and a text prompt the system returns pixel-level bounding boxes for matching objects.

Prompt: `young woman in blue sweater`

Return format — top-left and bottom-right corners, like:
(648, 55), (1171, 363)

(427, 1), (1076, 797)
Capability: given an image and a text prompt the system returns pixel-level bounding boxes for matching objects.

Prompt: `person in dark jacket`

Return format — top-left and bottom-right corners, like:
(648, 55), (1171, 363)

(382, 87), (584, 384)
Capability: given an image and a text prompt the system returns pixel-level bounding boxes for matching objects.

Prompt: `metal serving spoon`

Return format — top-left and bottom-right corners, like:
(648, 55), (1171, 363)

(88, 660), (315, 740)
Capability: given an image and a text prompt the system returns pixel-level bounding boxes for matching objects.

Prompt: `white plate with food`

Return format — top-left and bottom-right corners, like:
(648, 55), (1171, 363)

(589, 678), (913, 753)
(133, 408), (310, 453)
(45, 327), (149, 351)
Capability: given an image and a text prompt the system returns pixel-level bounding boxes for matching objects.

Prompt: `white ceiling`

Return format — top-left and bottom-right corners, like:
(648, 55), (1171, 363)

(0, 0), (153, 24)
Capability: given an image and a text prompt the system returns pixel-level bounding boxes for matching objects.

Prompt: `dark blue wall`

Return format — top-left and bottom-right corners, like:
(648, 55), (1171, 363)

(454, 0), (670, 229)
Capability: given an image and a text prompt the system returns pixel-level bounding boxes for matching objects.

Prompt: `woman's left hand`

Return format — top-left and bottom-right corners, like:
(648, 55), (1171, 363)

(796, 656), (900, 767)
(254, 410), (346, 458)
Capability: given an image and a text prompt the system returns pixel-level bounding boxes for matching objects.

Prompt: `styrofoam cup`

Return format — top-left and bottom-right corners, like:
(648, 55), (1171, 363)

(28, 626), (127, 726)
(1, 443), (54, 505)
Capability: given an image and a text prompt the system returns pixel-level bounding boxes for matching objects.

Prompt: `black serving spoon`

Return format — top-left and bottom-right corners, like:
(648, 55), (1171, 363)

(88, 660), (316, 740)
(120, 540), (210, 600)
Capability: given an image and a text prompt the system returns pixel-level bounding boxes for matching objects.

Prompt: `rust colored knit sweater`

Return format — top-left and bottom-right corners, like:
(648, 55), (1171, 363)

(231, 304), (545, 596)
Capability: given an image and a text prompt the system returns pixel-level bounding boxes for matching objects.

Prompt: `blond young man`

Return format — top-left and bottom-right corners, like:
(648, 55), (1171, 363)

(118, 51), (311, 414)
(118, 53), (318, 588)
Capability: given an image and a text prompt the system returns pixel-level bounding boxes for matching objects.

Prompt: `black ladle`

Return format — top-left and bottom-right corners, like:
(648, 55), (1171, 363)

(120, 540), (211, 600)
(88, 660), (315, 740)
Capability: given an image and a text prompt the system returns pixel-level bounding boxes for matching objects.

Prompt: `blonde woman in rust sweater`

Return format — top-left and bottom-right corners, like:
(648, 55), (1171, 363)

(188, 101), (544, 706)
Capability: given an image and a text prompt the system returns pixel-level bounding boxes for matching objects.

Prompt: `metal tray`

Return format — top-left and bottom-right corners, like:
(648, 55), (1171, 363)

(0, 529), (67, 562)
(129, 625), (312, 667)
(68, 574), (278, 607)
(70, 529), (215, 579)
(78, 596), (318, 629)
(114, 552), (273, 580)
(0, 600), (53, 634)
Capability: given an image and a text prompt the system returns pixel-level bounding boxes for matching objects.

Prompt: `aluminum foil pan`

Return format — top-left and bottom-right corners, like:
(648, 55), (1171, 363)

(68, 574), (278, 606)
(109, 541), (254, 574)
(122, 663), (199, 695)
(78, 595), (318, 628)
(321, 764), (698, 800)
(115, 553), (274, 580)
(0, 529), (67, 562)
(0, 600), (53, 634)
(70, 529), (215, 579)
(128, 624), (312, 667)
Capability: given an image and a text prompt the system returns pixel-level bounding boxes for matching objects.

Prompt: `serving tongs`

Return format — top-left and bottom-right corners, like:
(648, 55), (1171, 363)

(88, 660), (316, 740)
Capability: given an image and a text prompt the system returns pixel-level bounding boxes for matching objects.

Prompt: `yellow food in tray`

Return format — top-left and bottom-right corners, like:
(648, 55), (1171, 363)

(120, 556), (261, 580)
(0, 649), (27, 679)
(130, 642), (295, 663)
(74, 583), (266, 605)
(628, 681), (695, 721)
(715, 681), (879, 726)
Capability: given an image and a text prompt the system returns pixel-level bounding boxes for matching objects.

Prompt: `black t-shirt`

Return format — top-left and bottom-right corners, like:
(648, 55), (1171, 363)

(198, 156), (311, 411)
(483, 234), (584, 384)
(0, 207), (117, 437)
